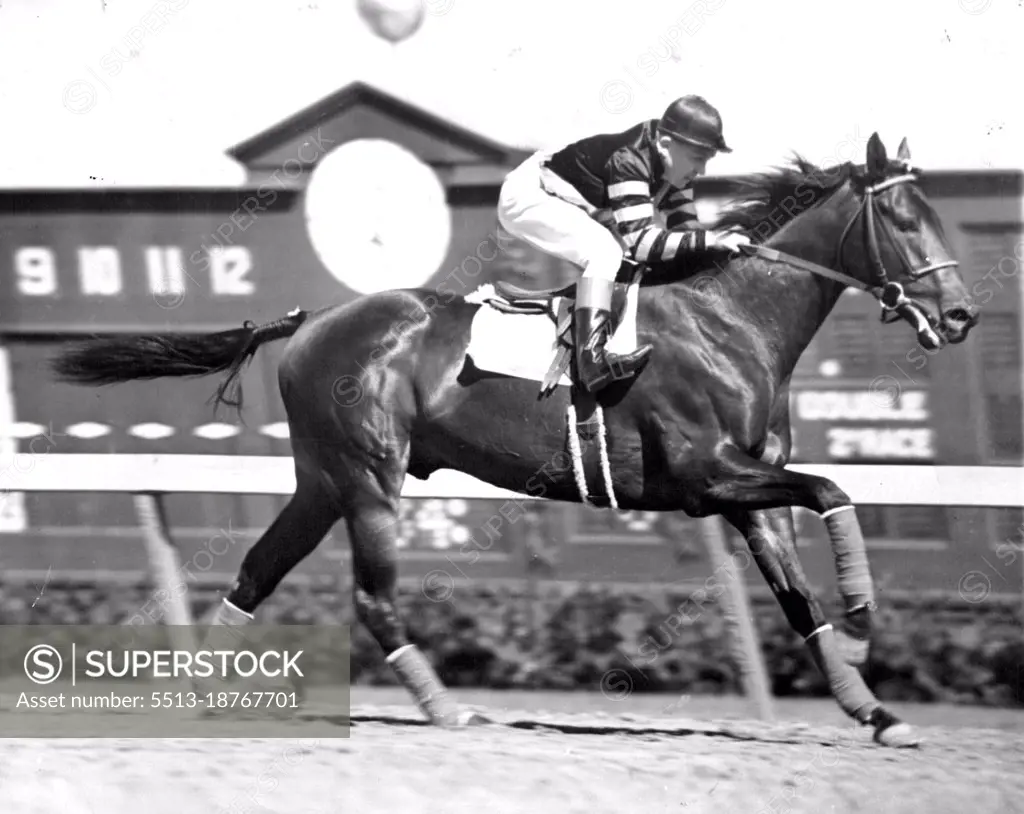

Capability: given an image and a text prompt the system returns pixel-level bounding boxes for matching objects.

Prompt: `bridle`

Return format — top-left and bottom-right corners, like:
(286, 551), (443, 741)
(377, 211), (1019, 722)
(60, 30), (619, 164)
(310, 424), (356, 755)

(741, 164), (958, 336)
(837, 167), (959, 321)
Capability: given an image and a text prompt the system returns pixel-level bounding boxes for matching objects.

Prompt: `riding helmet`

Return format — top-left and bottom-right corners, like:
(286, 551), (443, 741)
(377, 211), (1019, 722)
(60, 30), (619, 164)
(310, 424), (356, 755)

(658, 95), (732, 154)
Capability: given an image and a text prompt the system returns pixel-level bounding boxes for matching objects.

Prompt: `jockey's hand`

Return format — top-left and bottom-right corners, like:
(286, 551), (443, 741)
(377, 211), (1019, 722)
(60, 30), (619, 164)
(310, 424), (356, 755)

(708, 230), (753, 255)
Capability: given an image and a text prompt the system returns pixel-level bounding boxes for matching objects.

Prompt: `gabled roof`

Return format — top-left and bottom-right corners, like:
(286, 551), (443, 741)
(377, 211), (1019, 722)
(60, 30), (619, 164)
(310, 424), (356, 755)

(227, 81), (531, 174)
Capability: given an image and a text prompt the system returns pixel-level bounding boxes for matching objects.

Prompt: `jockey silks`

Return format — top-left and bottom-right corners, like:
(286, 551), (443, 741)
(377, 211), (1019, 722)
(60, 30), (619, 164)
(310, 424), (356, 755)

(542, 119), (705, 264)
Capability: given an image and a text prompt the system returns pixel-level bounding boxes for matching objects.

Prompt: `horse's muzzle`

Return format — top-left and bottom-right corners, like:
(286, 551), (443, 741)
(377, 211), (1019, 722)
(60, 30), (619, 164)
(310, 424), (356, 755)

(939, 306), (979, 345)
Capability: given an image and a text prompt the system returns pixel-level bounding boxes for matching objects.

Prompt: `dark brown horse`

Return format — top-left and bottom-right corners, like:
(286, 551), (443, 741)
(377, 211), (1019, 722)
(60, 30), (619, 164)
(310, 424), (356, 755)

(52, 134), (977, 747)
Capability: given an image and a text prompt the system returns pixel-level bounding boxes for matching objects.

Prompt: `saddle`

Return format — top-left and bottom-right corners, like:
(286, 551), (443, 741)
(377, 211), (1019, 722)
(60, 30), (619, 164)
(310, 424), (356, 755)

(491, 258), (639, 310)
(480, 262), (639, 395)
(491, 278), (631, 318)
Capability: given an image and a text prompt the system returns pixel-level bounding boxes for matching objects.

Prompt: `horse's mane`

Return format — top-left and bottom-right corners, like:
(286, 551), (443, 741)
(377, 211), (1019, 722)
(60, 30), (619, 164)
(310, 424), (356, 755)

(707, 156), (856, 243)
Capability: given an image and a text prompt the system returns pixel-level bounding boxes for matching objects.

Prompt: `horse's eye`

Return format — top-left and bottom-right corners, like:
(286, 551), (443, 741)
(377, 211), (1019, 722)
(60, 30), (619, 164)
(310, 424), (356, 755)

(886, 207), (916, 232)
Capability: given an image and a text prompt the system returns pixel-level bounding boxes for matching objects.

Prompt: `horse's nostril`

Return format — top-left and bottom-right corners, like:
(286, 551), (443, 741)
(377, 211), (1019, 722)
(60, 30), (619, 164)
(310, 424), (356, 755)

(943, 308), (972, 325)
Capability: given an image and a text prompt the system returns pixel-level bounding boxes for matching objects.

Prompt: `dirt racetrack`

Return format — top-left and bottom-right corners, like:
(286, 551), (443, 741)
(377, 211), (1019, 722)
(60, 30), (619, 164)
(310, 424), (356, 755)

(2, 688), (1022, 814)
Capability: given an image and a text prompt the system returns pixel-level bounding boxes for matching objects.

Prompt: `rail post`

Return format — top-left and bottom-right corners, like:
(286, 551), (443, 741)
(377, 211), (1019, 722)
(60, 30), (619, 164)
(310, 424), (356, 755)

(699, 515), (774, 721)
(133, 492), (198, 654)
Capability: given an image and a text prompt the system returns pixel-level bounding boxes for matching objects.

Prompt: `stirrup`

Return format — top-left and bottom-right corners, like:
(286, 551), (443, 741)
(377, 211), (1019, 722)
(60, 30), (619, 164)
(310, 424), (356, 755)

(576, 344), (651, 392)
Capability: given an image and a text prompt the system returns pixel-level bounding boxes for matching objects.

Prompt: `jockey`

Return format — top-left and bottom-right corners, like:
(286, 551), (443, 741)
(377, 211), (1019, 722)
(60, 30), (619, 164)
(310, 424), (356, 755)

(497, 95), (752, 393)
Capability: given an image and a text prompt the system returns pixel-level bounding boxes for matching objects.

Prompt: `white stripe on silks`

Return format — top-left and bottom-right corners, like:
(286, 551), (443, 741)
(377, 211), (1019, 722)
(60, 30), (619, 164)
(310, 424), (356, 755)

(663, 231), (684, 256)
(634, 229), (659, 261)
(613, 203), (654, 223)
(608, 181), (650, 199)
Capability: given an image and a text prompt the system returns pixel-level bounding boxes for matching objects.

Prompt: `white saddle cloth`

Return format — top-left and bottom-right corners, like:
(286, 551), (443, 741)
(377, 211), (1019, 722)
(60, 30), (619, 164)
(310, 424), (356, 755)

(463, 281), (641, 386)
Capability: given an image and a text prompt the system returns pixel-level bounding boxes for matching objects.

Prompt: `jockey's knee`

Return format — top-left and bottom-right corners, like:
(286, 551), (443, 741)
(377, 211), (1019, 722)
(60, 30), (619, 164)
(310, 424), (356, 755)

(579, 233), (623, 281)
(496, 188), (520, 236)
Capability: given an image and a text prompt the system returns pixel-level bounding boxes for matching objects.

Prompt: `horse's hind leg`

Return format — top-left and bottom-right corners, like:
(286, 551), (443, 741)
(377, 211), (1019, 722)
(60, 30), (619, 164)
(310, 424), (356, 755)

(313, 402), (487, 728)
(219, 476), (341, 615)
(193, 475), (341, 700)
(341, 465), (489, 728)
(723, 508), (919, 748)
(345, 495), (457, 725)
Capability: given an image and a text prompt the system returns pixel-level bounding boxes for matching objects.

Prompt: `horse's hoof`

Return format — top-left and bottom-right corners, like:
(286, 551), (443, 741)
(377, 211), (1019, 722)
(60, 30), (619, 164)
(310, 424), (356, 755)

(456, 710), (494, 727)
(874, 722), (922, 749)
(867, 706), (921, 749)
(432, 708), (495, 728)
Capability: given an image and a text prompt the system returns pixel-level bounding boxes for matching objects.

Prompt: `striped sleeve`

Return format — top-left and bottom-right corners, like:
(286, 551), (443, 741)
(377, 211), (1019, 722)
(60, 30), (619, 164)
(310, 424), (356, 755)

(656, 182), (701, 230)
(604, 149), (707, 263)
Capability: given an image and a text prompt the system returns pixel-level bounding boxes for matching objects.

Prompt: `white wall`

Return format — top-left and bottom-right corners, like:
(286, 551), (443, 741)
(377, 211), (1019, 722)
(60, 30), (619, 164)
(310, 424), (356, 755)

(0, 0), (1020, 187)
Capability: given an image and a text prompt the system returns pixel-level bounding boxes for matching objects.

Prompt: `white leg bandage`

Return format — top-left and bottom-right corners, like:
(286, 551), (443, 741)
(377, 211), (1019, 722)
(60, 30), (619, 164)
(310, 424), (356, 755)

(820, 505), (875, 611)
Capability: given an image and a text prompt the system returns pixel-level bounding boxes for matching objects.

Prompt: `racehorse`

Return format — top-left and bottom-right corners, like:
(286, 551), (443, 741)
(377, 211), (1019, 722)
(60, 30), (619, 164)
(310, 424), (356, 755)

(51, 134), (977, 748)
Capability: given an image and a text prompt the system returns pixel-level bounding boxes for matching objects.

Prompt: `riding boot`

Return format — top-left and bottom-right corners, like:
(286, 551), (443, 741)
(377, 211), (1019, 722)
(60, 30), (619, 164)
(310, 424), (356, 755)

(573, 276), (652, 393)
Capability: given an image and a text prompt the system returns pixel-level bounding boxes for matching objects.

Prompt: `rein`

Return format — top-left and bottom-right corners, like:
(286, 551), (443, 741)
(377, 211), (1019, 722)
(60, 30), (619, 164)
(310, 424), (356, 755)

(738, 244), (919, 315)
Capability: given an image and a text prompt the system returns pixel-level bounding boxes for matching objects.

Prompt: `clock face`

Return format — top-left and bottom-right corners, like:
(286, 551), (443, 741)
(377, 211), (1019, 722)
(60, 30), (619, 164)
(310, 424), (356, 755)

(303, 138), (452, 295)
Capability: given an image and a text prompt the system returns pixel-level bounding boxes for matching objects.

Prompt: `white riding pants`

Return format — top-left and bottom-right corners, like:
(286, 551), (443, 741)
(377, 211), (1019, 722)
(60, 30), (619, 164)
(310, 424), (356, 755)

(497, 150), (623, 282)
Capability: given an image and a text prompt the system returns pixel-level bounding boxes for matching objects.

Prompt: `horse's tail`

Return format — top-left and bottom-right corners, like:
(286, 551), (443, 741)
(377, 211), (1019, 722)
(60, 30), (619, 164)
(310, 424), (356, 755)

(50, 308), (314, 411)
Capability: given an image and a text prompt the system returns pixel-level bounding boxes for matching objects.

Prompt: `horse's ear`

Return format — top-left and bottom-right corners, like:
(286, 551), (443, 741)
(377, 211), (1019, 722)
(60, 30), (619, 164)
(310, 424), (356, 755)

(866, 132), (888, 176)
(897, 137), (911, 163)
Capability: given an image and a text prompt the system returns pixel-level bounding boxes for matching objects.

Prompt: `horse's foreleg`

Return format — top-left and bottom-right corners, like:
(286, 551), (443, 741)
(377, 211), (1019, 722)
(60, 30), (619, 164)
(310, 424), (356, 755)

(704, 449), (876, 667)
(723, 508), (918, 747)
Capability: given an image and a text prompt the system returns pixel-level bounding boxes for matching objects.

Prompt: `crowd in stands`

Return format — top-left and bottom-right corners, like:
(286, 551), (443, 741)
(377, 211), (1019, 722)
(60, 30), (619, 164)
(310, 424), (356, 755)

(0, 577), (1020, 707)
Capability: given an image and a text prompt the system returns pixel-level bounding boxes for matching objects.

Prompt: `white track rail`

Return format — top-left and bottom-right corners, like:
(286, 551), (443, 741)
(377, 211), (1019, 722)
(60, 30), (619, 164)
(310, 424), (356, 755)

(2, 455), (1022, 506)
